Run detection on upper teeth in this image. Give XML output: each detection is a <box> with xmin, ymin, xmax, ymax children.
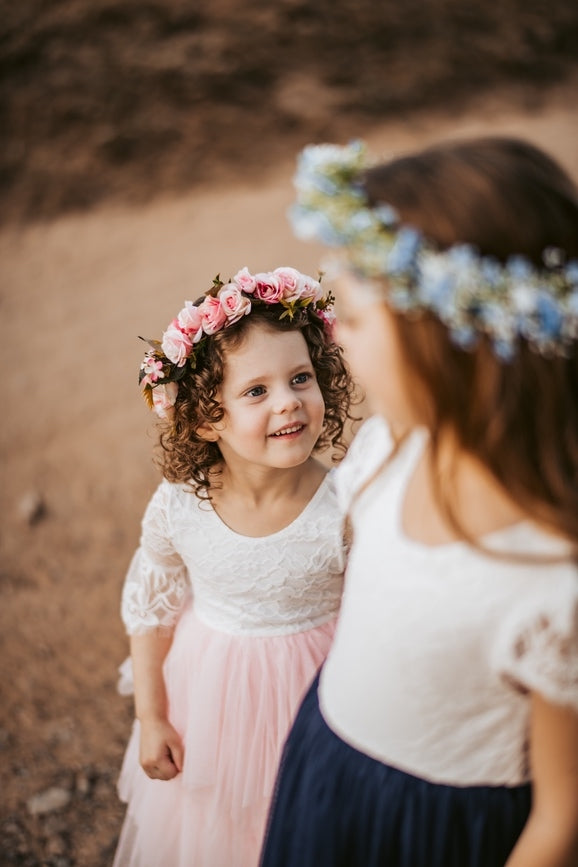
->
<box><xmin>273</xmin><ymin>425</ymin><xmax>302</xmax><ymax>436</ymax></box>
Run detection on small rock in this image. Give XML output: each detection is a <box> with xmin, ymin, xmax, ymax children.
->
<box><xmin>75</xmin><ymin>770</ymin><xmax>92</xmax><ymax>796</ymax></box>
<box><xmin>26</xmin><ymin>786</ymin><xmax>71</xmax><ymax>816</ymax></box>
<box><xmin>18</xmin><ymin>491</ymin><xmax>47</xmax><ymax>526</ymax></box>
<box><xmin>44</xmin><ymin>833</ymin><xmax>68</xmax><ymax>857</ymax></box>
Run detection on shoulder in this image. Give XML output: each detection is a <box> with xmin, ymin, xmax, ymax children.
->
<box><xmin>492</xmin><ymin>548</ymin><xmax>578</xmax><ymax>710</ymax></box>
<box><xmin>142</xmin><ymin>477</ymin><xmax>204</xmax><ymax>524</ymax></box>
<box><xmin>333</xmin><ymin>415</ymin><xmax>394</xmax><ymax>511</ymax></box>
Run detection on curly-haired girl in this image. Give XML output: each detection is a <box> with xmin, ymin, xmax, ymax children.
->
<box><xmin>113</xmin><ymin>266</ymin><xmax>356</xmax><ymax>867</ymax></box>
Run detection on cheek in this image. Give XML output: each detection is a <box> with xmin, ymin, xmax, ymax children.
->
<box><xmin>304</xmin><ymin>382</ymin><xmax>326</xmax><ymax>431</ymax></box>
<box><xmin>311</xmin><ymin>381</ymin><xmax>326</xmax><ymax>416</ymax></box>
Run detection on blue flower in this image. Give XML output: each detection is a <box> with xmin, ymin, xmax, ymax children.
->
<box><xmin>447</xmin><ymin>244</ymin><xmax>477</xmax><ymax>269</ymax></box>
<box><xmin>534</xmin><ymin>291</ymin><xmax>563</xmax><ymax>339</ymax></box>
<box><xmin>388</xmin><ymin>287</ymin><xmax>414</xmax><ymax>311</ymax></box>
<box><xmin>387</xmin><ymin>227</ymin><xmax>422</xmax><ymax>275</ymax></box>
<box><xmin>506</xmin><ymin>255</ymin><xmax>533</xmax><ymax>281</ymax></box>
<box><xmin>480</xmin><ymin>257</ymin><xmax>502</xmax><ymax>288</ymax></box>
<box><xmin>418</xmin><ymin>257</ymin><xmax>456</xmax><ymax>316</ymax></box>
<box><xmin>479</xmin><ymin>302</ymin><xmax>503</xmax><ymax>328</ymax></box>
<box><xmin>542</xmin><ymin>246</ymin><xmax>565</xmax><ymax>268</ymax></box>
<box><xmin>310</xmin><ymin>174</ymin><xmax>339</xmax><ymax>196</ymax></box>
<box><xmin>493</xmin><ymin>338</ymin><xmax>515</xmax><ymax>362</ymax></box>
<box><xmin>564</xmin><ymin>260</ymin><xmax>578</xmax><ymax>287</ymax></box>
<box><xmin>449</xmin><ymin>325</ymin><xmax>477</xmax><ymax>350</ymax></box>
<box><xmin>288</xmin><ymin>205</ymin><xmax>344</xmax><ymax>246</ymax></box>
<box><xmin>374</xmin><ymin>204</ymin><xmax>399</xmax><ymax>228</ymax></box>
<box><xmin>347</xmin><ymin>210</ymin><xmax>375</xmax><ymax>234</ymax></box>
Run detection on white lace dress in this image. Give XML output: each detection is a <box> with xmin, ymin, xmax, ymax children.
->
<box><xmin>113</xmin><ymin>473</ymin><xmax>345</xmax><ymax>867</ymax></box>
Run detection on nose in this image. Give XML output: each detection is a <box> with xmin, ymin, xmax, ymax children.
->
<box><xmin>273</xmin><ymin>386</ymin><xmax>302</xmax><ymax>414</ymax></box>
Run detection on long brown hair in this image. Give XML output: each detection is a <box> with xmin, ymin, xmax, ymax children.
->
<box><xmin>158</xmin><ymin>303</ymin><xmax>357</xmax><ymax>498</ymax></box>
<box><xmin>361</xmin><ymin>137</ymin><xmax>578</xmax><ymax>547</ymax></box>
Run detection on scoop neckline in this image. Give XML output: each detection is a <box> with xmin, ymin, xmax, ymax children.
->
<box><xmin>207</xmin><ymin>470</ymin><xmax>331</xmax><ymax>540</ymax></box>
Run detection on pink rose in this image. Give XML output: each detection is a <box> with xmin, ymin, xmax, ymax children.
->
<box><xmin>253</xmin><ymin>272</ymin><xmax>283</xmax><ymax>303</ymax></box>
<box><xmin>161</xmin><ymin>320</ymin><xmax>193</xmax><ymax>366</ymax></box>
<box><xmin>232</xmin><ymin>266</ymin><xmax>257</xmax><ymax>295</ymax></box>
<box><xmin>273</xmin><ymin>266</ymin><xmax>305</xmax><ymax>302</ymax></box>
<box><xmin>300</xmin><ymin>275</ymin><xmax>324</xmax><ymax>303</ymax></box>
<box><xmin>152</xmin><ymin>382</ymin><xmax>179</xmax><ymax>420</ymax></box>
<box><xmin>319</xmin><ymin>307</ymin><xmax>337</xmax><ymax>335</ymax></box>
<box><xmin>177</xmin><ymin>301</ymin><xmax>204</xmax><ymax>342</ymax></box>
<box><xmin>199</xmin><ymin>294</ymin><xmax>228</xmax><ymax>334</ymax></box>
<box><xmin>219</xmin><ymin>283</ymin><xmax>252</xmax><ymax>325</ymax></box>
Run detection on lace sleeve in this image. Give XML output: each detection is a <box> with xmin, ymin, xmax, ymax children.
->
<box><xmin>121</xmin><ymin>481</ymin><xmax>191</xmax><ymax>635</ymax></box>
<box><xmin>495</xmin><ymin>578</ymin><xmax>578</xmax><ymax>711</ymax></box>
<box><xmin>333</xmin><ymin>415</ymin><xmax>393</xmax><ymax>512</ymax></box>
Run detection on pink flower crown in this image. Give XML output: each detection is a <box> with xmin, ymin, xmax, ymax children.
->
<box><xmin>139</xmin><ymin>266</ymin><xmax>336</xmax><ymax>419</ymax></box>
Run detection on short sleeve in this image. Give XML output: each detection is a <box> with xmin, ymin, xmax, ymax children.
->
<box><xmin>495</xmin><ymin>571</ymin><xmax>578</xmax><ymax>711</ymax></box>
<box><xmin>121</xmin><ymin>481</ymin><xmax>191</xmax><ymax>635</ymax></box>
<box><xmin>333</xmin><ymin>415</ymin><xmax>394</xmax><ymax>512</ymax></box>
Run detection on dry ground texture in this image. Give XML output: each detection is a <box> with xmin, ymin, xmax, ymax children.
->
<box><xmin>1</xmin><ymin>2</ymin><xmax>577</xmax><ymax>864</ymax></box>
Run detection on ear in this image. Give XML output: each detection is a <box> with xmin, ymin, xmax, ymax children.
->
<box><xmin>196</xmin><ymin>422</ymin><xmax>220</xmax><ymax>443</ymax></box>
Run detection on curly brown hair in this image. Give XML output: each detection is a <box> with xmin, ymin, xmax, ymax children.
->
<box><xmin>157</xmin><ymin>303</ymin><xmax>357</xmax><ymax>498</ymax></box>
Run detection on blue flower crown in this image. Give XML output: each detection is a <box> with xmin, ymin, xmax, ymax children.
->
<box><xmin>289</xmin><ymin>141</ymin><xmax>578</xmax><ymax>360</ymax></box>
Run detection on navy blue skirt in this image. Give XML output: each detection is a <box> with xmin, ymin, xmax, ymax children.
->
<box><xmin>260</xmin><ymin>673</ymin><xmax>532</xmax><ymax>867</ymax></box>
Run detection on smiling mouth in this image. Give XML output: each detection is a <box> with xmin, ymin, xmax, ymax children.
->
<box><xmin>269</xmin><ymin>424</ymin><xmax>305</xmax><ymax>437</ymax></box>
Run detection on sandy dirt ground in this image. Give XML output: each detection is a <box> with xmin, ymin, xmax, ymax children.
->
<box><xmin>1</xmin><ymin>82</ymin><xmax>577</xmax><ymax>865</ymax></box>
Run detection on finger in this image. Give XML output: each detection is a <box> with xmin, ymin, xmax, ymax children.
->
<box><xmin>144</xmin><ymin>761</ymin><xmax>174</xmax><ymax>781</ymax></box>
<box><xmin>154</xmin><ymin>759</ymin><xmax>178</xmax><ymax>781</ymax></box>
<box><xmin>144</xmin><ymin>762</ymin><xmax>160</xmax><ymax>778</ymax></box>
<box><xmin>169</xmin><ymin>741</ymin><xmax>184</xmax><ymax>772</ymax></box>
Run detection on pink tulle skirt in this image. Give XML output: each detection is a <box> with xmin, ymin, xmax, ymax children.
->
<box><xmin>113</xmin><ymin>603</ymin><xmax>337</xmax><ymax>867</ymax></box>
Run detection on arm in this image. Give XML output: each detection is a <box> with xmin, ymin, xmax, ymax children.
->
<box><xmin>506</xmin><ymin>692</ymin><xmax>578</xmax><ymax>866</ymax></box>
<box><xmin>131</xmin><ymin>630</ymin><xmax>184</xmax><ymax>781</ymax></box>
<box><xmin>121</xmin><ymin>482</ymin><xmax>191</xmax><ymax>781</ymax></box>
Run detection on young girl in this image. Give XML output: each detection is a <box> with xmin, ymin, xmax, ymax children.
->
<box><xmin>113</xmin><ymin>266</ymin><xmax>355</xmax><ymax>867</ymax></box>
<box><xmin>260</xmin><ymin>139</ymin><xmax>578</xmax><ymax>866</ymax></box>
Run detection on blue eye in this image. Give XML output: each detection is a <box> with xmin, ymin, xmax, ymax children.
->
<box><xmin>246</xmin><ymin>385</ymin><xmax>266</xmax><ymax>397</ymax></box>
<box><xmin>292</xmin><ymin>372</ymin><xmax>311</xmax><ymax>385</ymax></box>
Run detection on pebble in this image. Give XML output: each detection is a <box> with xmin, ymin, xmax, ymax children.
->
<box><xmin>75</xmin><ymin>770</ymin><xmax>92</xmax><ymax>796</ymax></box>
<box><xmin>44</xmin><ymin>833</ymin><xmax>68</xmax><ymax>856</ymax></box>
<box><xmin>26</xmin><ymin>786</ymin><xmax>71</xmax><ymax>816</ymax></box>
<box><xmin>18</xmin><ymin>491</ymin><xmax>47</xmax><ymax>526</ymax></box>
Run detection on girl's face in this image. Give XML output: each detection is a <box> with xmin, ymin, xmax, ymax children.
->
<box><xmin>209</xmin><ymin>324</ymin><xmax>326</xmax><ymax>473</ymax></box>
<box><xmin>334</xmin><ymin>271</ymin><xmax>419</xmax><ymax>429</ymax></box>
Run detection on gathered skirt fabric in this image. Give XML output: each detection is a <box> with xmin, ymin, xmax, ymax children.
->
<box><xmin>260</xmin><ymin>673</ymin><xmax>532</xmax><ymax>867</ymax></box>
<box><xmin>114</xmin><ymin>605</ymin><xmax>336</xmax><ymax>867</ymax></box>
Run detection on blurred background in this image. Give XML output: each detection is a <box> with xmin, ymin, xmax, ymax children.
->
<box><xmin>2</xmin><ymin>0</ymin><xmax>578</xmax><ymax>221</ymax></box>
<box><xmin>1</xmin><ymin>1</ymin><xmax>577</xmax><ymax>864</ymax></box>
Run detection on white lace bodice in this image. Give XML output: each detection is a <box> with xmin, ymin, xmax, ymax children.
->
<box><xmin>121</xmin><ymin>473</ymin><xmax>346</xmax><ymax>637</ymax></box>
<box><xmin>320</xmin><ymin>417</ymin><xmax>578</xmax><ymax>786</ymax></box>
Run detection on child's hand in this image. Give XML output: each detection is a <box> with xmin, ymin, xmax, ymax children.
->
<box><xmin>138</xmin><ymin>717</ymin><xmax>184</xmax><ymax>781</ymax></box>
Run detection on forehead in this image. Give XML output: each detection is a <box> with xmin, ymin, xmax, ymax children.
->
<box><xmin>222</xmin><ymin>325</ymin><xmax>311</xmax><ymax>383</ymax></box>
